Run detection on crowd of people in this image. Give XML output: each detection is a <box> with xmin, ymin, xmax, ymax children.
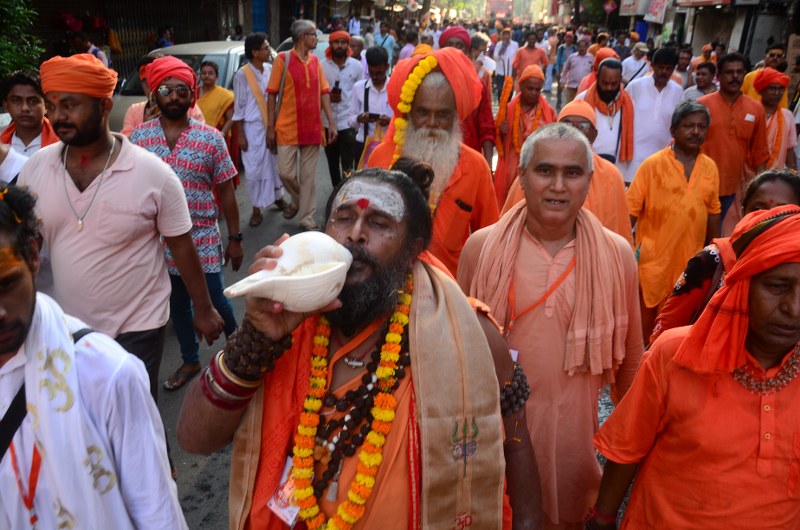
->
<box><xmin>1</xmin><ymin>12</ymin><xmax>800</xmax><ymax>530</ymax></box>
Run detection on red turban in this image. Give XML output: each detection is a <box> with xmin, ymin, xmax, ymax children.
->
<box><xmin>754</xmin><ymin>67</ymin><xmax>789</xmax><ymax>93</ymax></box>
<box><xmin>325</xmin><ymin>30</ymin><xmax>352</xmax><ymax>59</ymax></box>
<box><xmin>674</xmin><ymin>205</ymin><xmax>800</xmax><ymax>374</ymax></box>
<box><xmin>146</xmin><ymin>56</ymin><xmax>198</xmax><ymax>107</ymax></box>
<box><xmin>519</xmin><ymin>65</ymin><xmax>545</xmax><ymax>84</ymax></box>
<box><xmin>593</xmin><ymin>47</ymin><xmax>619</xmax><ymax>71</ymax></box>
<box><xmin>40</xmin><ymin>54</ymin><xmax>118</xmax><ymax>99</ymax></box>
<box><xmin>387</xmin><ymin>47</ymin><xmax>482</xmax><ymax>121</ymax></box>
<box><xmin>558</xmin><ymin>99</ymin><xmax>597</xmax><ymax>128</ymax></box>
<box><xmin>439</xmin><ymin>26</ymin><xmax>470</xmax><ymax>49</ymax></box>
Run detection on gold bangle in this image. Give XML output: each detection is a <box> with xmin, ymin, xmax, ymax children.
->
<box><xmin>218</xmin><ymin>351</ymin><xmax>262</xmax><ymax>389</ymax></box>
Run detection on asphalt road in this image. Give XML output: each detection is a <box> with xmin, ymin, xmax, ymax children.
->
<box><xmin>158</xmin><ymin>151</ymin><xmax>336</xmax><ymax>529</ymax></box>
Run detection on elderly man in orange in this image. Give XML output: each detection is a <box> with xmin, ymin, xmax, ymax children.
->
<box><xmin>501</xmin><ymin>100</ymin><xmax>631</xmax><ymax>245</ymax></box>
<box><xmin>754</xmin><ymin>67</ymin><xmax>797</xmax><ymax>170</ymax></box>
<box><xmin>494</xmin><ymin>64</ymin><xmax>557</xmax><ymax>207</ymax></box>
<box><xmin>627</xmin><ymin>100</ymin><xmax>721</xmax><ymax>339</ymax></box>
<box><xmin>589</xmin><ymin>205</ymin><xmax>800</xmax><ymax>530</ymax></box>
<box><xmin>365</xmin><ymin>47</ymin><xmax>499</xmax><ymax>275</ymax></box>
<box><xmin>459</xmin><ymin>123</ymin><xmax>643</xmax><ymax>530</ymax></box>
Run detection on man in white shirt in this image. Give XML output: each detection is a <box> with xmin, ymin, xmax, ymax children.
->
<box><xmin>0</xmin><ymin>72</ymin><xmax>58</xmax><ymax>156</ymax></box>
<box><xmin>622</xmin><ymin>42</ymin><xmax>650</xmax><ymax>85</ymax></box>
<box><xmin>624</xmin><ymin>47</ymin><xmax>684</xmax><ymax>182</ymax></box>
<box><xmin>348</xmin><ymin>15</ymin><xmax>361</xmax><ymax>36</ymax></box>
<box><xmin>349</xmin><ymin>46</ymin><xmax>391</xmax><ymax>163</ymax></box>
<box><xmin>492</xmin><ymin>27</ymin><xmax>519</xmax><ymax>99</ymax></box>
<box><xmin>0</xmin><ymin>184</ymin><xmax>188</xmax><ymax>530</ymax></box>
<box><xmin>322</xmin><ymin>30</ymin><xmax>364</xmax><ymax>185</ymax></box>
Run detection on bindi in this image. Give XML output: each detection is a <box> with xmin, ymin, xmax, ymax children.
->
<box><xmin>356</xmin><ymin>198</ymin><xmax>369</xmax><ymax>209</ymax></box>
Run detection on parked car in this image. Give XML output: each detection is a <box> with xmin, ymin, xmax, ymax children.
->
<box><xmin>109</xmin><ymin>41</ymin><xmax>274</xmax><ymax>132</ymax></box>
<box><xmin>275</xmin><ymin>33</ymin><xmax>330</xmax><ymax>62</ymax></box>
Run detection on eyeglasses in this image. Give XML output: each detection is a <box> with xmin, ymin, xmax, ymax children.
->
<box><xmin>763</xmin><ymin>85</ymin><xmax>786</xmax><ymax>93</ymax></box>
<box><xmin>767</xmin><ymin>52</ymin><xmax>785</xmax><ymax>58</ymax></box>
<box><xmin>156</xmin><ymin>85</ymin><xmax>191</xmax><ymax>98</ymax></box>
<box><xmin>304</xmin><ymin>32</ymin><xmax>318</xmax><ymax>38</ymax></box>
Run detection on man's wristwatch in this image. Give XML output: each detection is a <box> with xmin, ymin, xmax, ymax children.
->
<box><xmin>228</xmin><ymin>233</ymin><xmax>244</xmax><ymax>242</ymax></box>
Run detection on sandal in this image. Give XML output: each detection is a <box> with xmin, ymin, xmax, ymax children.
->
<box><xmin>163</xmin><ymin>363</ymin><xmax>201</xmax><ymax>391</ymax></box>
<box><xmin>249</xmin><ymin>208</ymin><xmax>263</xmax><ymax>227</ymax></box>
<box><xmin>282</xmin><ymin>204</ymin><xmax>299</xmax><ymax>219</ymax></box>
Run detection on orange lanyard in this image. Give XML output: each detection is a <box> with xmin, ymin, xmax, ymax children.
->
<box><xmin>505</xmin><ymin>256</ymin><xmax>576</xmax><ymax>338</ymax></box>
<box><xmin>326</xmin><ymin>318</ymin><xmax>384</xmax><ymax>389</ymax></box>
<box><xmin>9</xmin><ymin>441</ymin><xmax>42</xmax><ymax>528</ymax></box>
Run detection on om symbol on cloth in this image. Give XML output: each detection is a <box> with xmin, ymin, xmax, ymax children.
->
<box><xmin>38</xmin><ymin>348</ymin><xmax>74</xmax><ymax>412</ymax></box>
<box><xmin>84</xmin><ymin>446</ymin><xmax>117</xmax><ymax>494</ymax></box>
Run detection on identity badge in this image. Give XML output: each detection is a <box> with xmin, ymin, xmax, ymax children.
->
<box><xmin>744</xmin><ymin>113</ymin><xmax>756</xmax><ymax>122</ymax></box>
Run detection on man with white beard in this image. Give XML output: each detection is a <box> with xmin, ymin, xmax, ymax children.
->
<box><xmin>366</xmin><ymin>48</ymin><xmax>499</xmax><ymax>275</ymax></box>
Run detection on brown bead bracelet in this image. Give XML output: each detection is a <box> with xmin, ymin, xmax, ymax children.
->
<box><xmin>500</xmin><ymin>362</ymin><xmax>531</xmax><ymax>417</ymax></box>
<box><xmin>223</xmin><ymin>318</ymin><xmax>293</xmax><ymax>381</ymax></box>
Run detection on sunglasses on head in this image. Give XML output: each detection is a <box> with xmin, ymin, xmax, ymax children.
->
<box><xmin>156</xmin><ymin>85</ymin><xmax>191</xmax><ymax>98</ymax></box>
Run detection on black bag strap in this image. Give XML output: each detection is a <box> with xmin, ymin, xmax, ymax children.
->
<box><xmin>630</xmin><ymin>61</ymin><xmax>647</xmax><ymax>83</ymax></box>
<box><xmin>363</xmin><ymin>83</ymin><xmax>370</xmax><ymax>140</ymax></box>
<box><xmin>0</xmin><ymin>327</ymin><xmax>92</xmax><ymax>459</ymax></box>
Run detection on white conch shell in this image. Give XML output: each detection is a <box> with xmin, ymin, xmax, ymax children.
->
<box><xmin>224</xmin><ymin>232</ymin><xmax>353</xmax><ymax>312</ymax></box>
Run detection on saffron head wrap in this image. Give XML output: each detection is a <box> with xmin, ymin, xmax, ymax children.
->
<box><xmin>519</xmin><ymin>64</ymin><xmax>545</xmax><ymax>84</ymax></box>
<box><xmin>558</xmin><ymin>99</ymin><xmax>597</xmax><ymax>128</ymax></box>
<box><xmin>40</xmin><ymin>54</ymin><xmax>118</xmax><ymax>99</ymax></box>
<box><xmin>438</xmin><ymin>26</ymin><xmax>470</xmax><ymax>49</ymax></box>
<box><xmin>593</xmin><ymin>47</ymin><xmax>619</xmax><ymax>71</ymax></box>
<box><xmin>387</xmin><ymin>47</ymin><xmax>482</xmax><ymax>121</ymax></box>
<box><xmin>673</xmin><ymin>205</ymin><xmax>800</xmax><ymax>374</ymax></box>
<box><xmin>753</xmin><ymin>67</ymin><xmax>789</xmax><ymax>93</ymax></box>
<box><xmin>325</xmin><ymin>30</ymin><xmax>352</xmax><ymax>59</ymax></box>
<box><xmin>146</xmin><ymin>56</ymin><xmax>198</xmax><ymax>107</ymax></box>
<box><xmin>412</xmin><ymin>43</ymin><xmax>434</xmax><ymax>56</ymax></box>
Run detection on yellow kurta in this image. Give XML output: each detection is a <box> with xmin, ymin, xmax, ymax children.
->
<box><xmin>627</xmin><ymin>146</ymin><xmax>721</xmax><ymax>308</ymax></box>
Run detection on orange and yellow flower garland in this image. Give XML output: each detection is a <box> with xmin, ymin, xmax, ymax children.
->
<box><xmin>392</xmin><ymin>55</ymin><xmax>439</xmax><ymax>165</ymax></box>
<box><xmin>512</xmin><ymin>102</ymin><xmax>543</xmax><ymax>155</ymax></box>
<box><xmin>494</xmin><ymin>75</ymin><xmax>514</xmax><ymax>158</ymax></box>
<box><xmin>291</xmin><ymin>276</ymin><xmax>414</xmax><ymax>530</ymax></box>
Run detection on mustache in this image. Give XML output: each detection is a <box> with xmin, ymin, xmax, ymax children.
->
<box><xmin>52</xmin><ymin>122</ymin><xmax>75</xmax><ymax>129</ymax></box>
<box><xmin>345</xmin><ymin>243</ymin><xmax>379</xmax><ymax>268</ymax></box>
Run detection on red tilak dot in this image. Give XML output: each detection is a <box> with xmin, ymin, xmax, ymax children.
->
<box><xmin>357</xmin><ymin>198</ymin><xmax>369</xmax><ymax>209</ymax></box>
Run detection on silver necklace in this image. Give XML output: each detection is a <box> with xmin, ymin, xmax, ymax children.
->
<box><xmin>62</xmin><ymin>137</ymin><xmax>116</xmax><ymax>232</ymax></box>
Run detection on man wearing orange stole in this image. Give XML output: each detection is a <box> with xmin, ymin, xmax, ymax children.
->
<box><xmin>494</xmin><ymin>64</ymin><xmax>557</xmax><ymax>208</ymax></box>
<box><xmin>177</xmin><ymin>168</ymin><xmax>541</xmax><ymax>529</ymax></box>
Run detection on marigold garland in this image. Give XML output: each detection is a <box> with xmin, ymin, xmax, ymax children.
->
<box><xmin>494</xmin><ymin>75</ymin><xmax>514</xmax><ymax>158</ymax></box>
<box><xmin>392</xmin><ymin>55</ymin><xmax>440</xmax><ymax>164</ymax></box>
<box><xmin>512</xmin><ymin>101</ymin><xmax>543</xmax><ymax>155</ymax></box>
<box><xmin>291</xmin><ymin>275</ymin><xmax>414</xmax><ymax>530</ymax></box>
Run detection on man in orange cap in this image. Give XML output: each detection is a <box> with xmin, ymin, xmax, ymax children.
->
<box><xmin>502</xmin><ymin>99</ymin><xmax>632</xmax><ymax>245</ymax></box>
<box><xmin>366</xmin><ymin>47</ymin><xmax>499</xmax><ymax>276</ymax></box>
<box><xmin>494</xmin><ymin>64</ymin><xmax>557</xmax><ymax>207</ymax></box>
<box><xmin>754</xmin><ymin>67</ymin><xmax>796</xmax><ymax>170</ymax></box>
<box><xmin>440</xmin><ymin>25</ymin><xmax>496</xmax><ymax>168</ymax></box>
<box><xmin>690</xmin><ymin>43</ymin><xmax>714</xmax><ymax>72</ymax></box>
<box><xmin>459</xmin><ymin>122</ymin><xmax>643</xmax><ymax>530</ymax></box>
<box><xmin>18</xmin><ymin>53</ymin><xmax>224</xmax><ymax>401</ymax></box>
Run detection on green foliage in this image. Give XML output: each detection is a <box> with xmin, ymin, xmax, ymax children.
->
<box><xmin>0</xmin><ymin>0</ymin><xmax>44</xmax><ymax>78</ymax></box>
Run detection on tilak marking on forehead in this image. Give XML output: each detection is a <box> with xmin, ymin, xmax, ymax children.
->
<box><xmin>331</xmin><ymin>180</ymin><xmax>406</xmax><ymax>222</ymax></box>
<box><xmin>0</xmin><ymin>246</ymin><xmax>23</xmax><ymax>269</ymax></box>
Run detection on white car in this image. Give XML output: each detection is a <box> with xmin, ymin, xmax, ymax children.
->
<box><xmin>109</xmin><ymin>41</ymin><xmax>256</xmax><ymax>132</ymax></box>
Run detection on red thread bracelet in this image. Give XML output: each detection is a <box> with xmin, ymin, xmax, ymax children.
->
<box><xmin>585</xmin><ymin>506</ymin><xmax>617</xmax><ymax>525</ymax></box>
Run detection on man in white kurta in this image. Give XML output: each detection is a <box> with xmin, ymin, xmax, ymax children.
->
<box><xmin>624</xmin><ymin>48</ymin><xmax>684</xmax><ymax>182</ymax></box>
<box><xmin>0</xmin><ymin>185</ymin><xmax>186</xmax><ymax>529</ymax></box>
<box><xmin>232</xmin><ymin>33</ymin><xmax>285</xmax><ymax>224</ymax></box>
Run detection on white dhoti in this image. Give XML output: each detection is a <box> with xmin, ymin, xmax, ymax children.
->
<box><xmin>242</xmin><ymin>120</ymin><xmax>284</xmax><ymax>208</ymax></box>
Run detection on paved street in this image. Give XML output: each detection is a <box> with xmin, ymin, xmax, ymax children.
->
<box><xmin>158</xmin><ymin>152</ymin><xmax>336</xmax><ymax>529</ymax></box>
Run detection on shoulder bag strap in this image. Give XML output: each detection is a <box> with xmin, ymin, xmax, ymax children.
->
<box><xmin>363</xmin><ymin>83</ymin><xmax>370</xmax><ymax>140</ymax></box>
<box><xmin>275</xmin><ymin>52</ymin><xmax>291</xmax><ymax>120</ymax></box>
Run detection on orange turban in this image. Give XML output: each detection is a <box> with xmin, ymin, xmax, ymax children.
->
<box><xmin>674</xmin><ymin>205</ymin><xmax>800</xmax><ymax>374</ymax></box>
<box><xmin>387</xmin><ymin>47</ymin><xmax>482</xmax><ymax>121</ymax></box>
<box><xmin>40</xmin><ymin>54</ymin><xmax>118</xmax><ymax>99</ymax></box>
<box><xmin>146</xmin><ymin>56</ymin><xmax>198</xmax><ymax>107</ymax></box>
<box><xmin>753</xmin><ymin>67</ymin><xmax>789</xmax><ymax>93</ymax></box>
<box><xmin>558</xmin><ymin>99</ymin><xmax>597</xmax><ymax>128</ymax></box>
<box><xmin>412</xmin><ymin>43</ymin><xmax>433</xmax><ymax>56</ymax></box>
<box><xmin>630</xmin><ymin>32</ymin><xmax>639</xmax><ymax>42</ymax></box>
<box><xmin>519</xmin><ymin>65</ymin><xmax>545</xmax><ymax>85</ymax></box>
<box><xmin>325</xmin><ymin>30</ymin><xmax>352</xmax><ymax>59</ymax></box>
<box><xmin>593</xmin><ymin>47</ymin><xmax>619</xmax><ymax>71</ymax></box>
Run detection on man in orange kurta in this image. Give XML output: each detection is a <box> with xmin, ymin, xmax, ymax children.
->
<box><xmin>590</xmin><ymin>205</ymin><xmax>800</xmax><ymax>530</ymax></box>
<box><xmin>494</xmin><ymin>64</ymin><xmax>557</xmax><ymax>207</ymax></box>
<box><xmin>698</xmin><ymin>53</ymin><xmax>769</xmax><ymax>221</ymax></box>
<box><xmin>512</xmin><ymin>31</ymin><xmax>549</xmax><ymax>81</ymax></box>
<box><xmin>755</xmin><ymin>67</ymin><xmax>797</xmax><ymax>170</ymax></box>
<box><xmin>501</xmin><ymin>100</ymin><xmax>632</xmax><ymax>245</ymax></box>
<box><xmin>627</xmin><ymin>100</ymin><xmax>722</xmax><ymax>340</ymax></box>
<box><xmin>459</xmin><ymin>123</ymin><xmax>643</xmax><ymax>529</ymax></box>
<box><xmin>366</xmin><ymin>47</ymin><xmax>499</xmax><ymax>275</ymax></box>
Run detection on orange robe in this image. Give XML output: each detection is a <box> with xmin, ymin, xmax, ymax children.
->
<box><xmin>595</xmin><ymin>325</ymin><xmax>800</xmax><ymax>529</ymax></box>
<box><xmin>626</xmin><ymin>146</ymin><xmax>721</xmax><ymax>308</ymax></box>
<box><xmin>501</xmin><ymin>153</ymin><xmax>633</xmax><ymax>246</ymax></box>
<box><xmin>494</xmin><ymin>94</ymin><xmax>557</xmax><ymax>207</ymax></box>
<box><xmin>367</xmin><ymin>140</ymin><xmax>499</xmax><ymax>275</ymax></box>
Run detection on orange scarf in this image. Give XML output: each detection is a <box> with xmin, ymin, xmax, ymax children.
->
<box><xmin>674</xmin><ymin>206</ymin><xmax>800</xmax><ymax>374</ymax></box>
<box><xmin>0</xmin><ymin>117</ymin><xmax>59</xmax><ymax>147</ymax></box>
<box><xmin>583</xmin><ymin>83</ymin><xmax>634</xmax><ymax>163</ymax></box>
<box><xmin>468</xmin><ymin>202</ymin><xmax>630</xmax><ymax>382</ymax></box>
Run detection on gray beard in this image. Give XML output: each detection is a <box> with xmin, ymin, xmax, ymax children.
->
<box><xmin>403</xmin><ymin>122</ymin><xmax>462</xmax><ymax>200</ymax></box>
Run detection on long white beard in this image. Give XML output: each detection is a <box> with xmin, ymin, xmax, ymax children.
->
<box><xmin>402</xmin><ymin>122</ymin><xmax>462</xmax><ymax>201</ymax></box>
